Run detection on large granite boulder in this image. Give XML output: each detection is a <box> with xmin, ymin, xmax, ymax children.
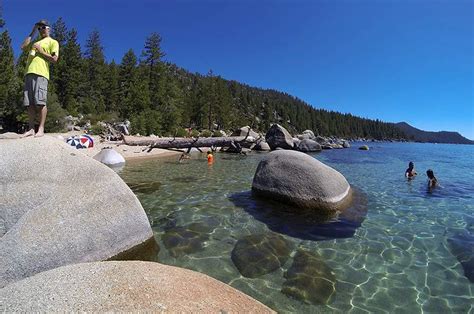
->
<box><xmin>0</xmin><ymin>136</ymin><xmax>153</xmax><ymax>288</ymax></box>
<box><xmin>252</xmin><ymin>150</ymin><xmax>352</xmax><ymax>213</ymax></box>
<box><xmin>265</xmin><ymin>124</ymin><xmax>294</xmax><ymax>150</ymax></box>
<box><xmin>297</xmin><ymin>139</ymin><xmax>322</xmax><ymax>152</ymax></box>
<box><xmin>231</xmin><ymin>126</ymin><xmax>259</xmax><ymax>148</ymax></box>
<box><xmin>231</xmin><ymin>126</ymin><xmax>260</xmax><ymax>139</ymax></box>
<box><xmin>0</xmin><ymin>261</ymin><xmax>273</xmax><ymax>312</ymax></box>
<box><xmin>302</xmin><ymin>130</ymin><xmax>315</xmax><ymax>139</ymax></box>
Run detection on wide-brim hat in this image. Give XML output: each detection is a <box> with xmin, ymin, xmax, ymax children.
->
<box><xmin>36</xmin><ymin>19</ymin><xmax>50</xmax><ymax>27</ymax></box>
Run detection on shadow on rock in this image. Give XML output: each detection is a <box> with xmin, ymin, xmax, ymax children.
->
<box><xmin>447</xmin><ymin>230</ymin><xmax>474</xmax><ymax>283</ymax></box>
<box><xmin>229</xmin><ymin>189</ymin><xmax>367</xmax><ymax>241</ymax></box>
<box><xmin>161</xmin><ymin>222</ymin><xmax>215</xmax><ymax>258</ymax></box>
<box><xmin>282</xmin><ymin>249</ymin><xmax>337</xmax><ymax>305</ymax></box>
<box><xmin>231</xmin><ymin>232</ymin><xmax>293</xmax><ymax>278</ymax></box>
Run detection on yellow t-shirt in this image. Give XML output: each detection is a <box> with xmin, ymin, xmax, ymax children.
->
<box><xmin>25</xmin><ymin>37</ymin><xmax>59</xmax><ymax>80</ymax></box>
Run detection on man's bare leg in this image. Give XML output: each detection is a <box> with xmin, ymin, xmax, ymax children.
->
<box><xmin>35</xmin><ymin>105</ymin><xmax>47</xmax><ymax>137</ymax></box>
<box><xmin>21</xmin><ymin>105</ymin><xmax>36</xmax><ymax>138</ymax></box>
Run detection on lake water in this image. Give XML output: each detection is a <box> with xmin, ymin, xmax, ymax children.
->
<box><xmin>119</xmin><ymin>142</ymin><xmax>474</xmax><ymax>313</ymax></box>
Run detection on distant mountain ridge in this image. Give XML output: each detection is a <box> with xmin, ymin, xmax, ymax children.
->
<box><xmin>395</xmin><ymin>122</ymin><xmax>473</xmax><ymax>144</ymax></box>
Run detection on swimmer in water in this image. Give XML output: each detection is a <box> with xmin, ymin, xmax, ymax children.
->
<box><xmin>405</xmin><ymin>161</ymin><xmax>417</xmax><ymax>179</ymax></box>
<box><xmin>207</xmin><ymin>150</ymin><xmax>214</xmax><ymax>164</ymax></box>
<box><xmin>427</xmin><ymin>169</ymin><xmax>438</xmax><ymax>189</ymax></box>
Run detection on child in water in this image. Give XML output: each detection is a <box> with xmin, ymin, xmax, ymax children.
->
<box><xmin>426</xmin><ymin>169</ymin><xmax>438</xmax><ymax>188</ymax></box>
<box><xmin>207</xmin><ymin>151</ymin><xmax>214</xmax><ymax>164</ymax></box>
<box><xmin>405</xmin><ymin>161</ymin><xmax>417</xmax><ymax>179</ymax></box>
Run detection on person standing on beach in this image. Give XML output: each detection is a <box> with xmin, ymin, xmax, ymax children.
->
<box><xmin>20</xmin><ymin>19</ymin><xmax>59</xmax><ymax>137</ymax></box>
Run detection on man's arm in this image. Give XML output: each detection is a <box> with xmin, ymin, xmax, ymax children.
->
<box><xmin>32</xmin><ymin>42</ymin><xmax>59</xmax><ymax>63</ymax></box>
<box><xmin>20</xmin><ymin>24</ymin><xmax>37</xmax><ymax>51</ymax></box>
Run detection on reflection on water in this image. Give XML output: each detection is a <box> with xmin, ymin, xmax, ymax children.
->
<box><xmin>120</xmin><ymin>143</ymin><xmax>474</xmax><ymax>313</ymax></box>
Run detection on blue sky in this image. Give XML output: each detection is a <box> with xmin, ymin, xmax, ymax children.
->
<box><xmin>3</xmin><ymin>0</ymin><xmax>473</xmax><ymax>139</ymax></box>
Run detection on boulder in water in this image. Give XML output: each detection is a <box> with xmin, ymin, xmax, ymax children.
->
<box><xmin>297</xmin><ymin>139</ymin><xmax>322</xmax><ymax>152</ymax></box>
<box><xmin>252</xmin><ymin>150</ymin><xmax>352</xmax><ymax>213</ymax></box>
<box><xmin>265</xmin><ymin>124</ymin><xmax>294</xmax><ymax>150</ymax></box>
<box><xmin>359</xmin><ymin>145</ymin><xmax>369</xmax><ymax>150</ymax></box>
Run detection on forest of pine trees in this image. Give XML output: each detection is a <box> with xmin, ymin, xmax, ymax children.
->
<box><xmin>0</xmin><ymin>14</ymin><xmax>406</xmax><ymax>140</ymax></box>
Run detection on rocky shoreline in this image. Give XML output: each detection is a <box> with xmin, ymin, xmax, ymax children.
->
<box><xmin>0</xmin><ymin>136</ymin><xmax>272</xmax><ymax>312</ymax></box>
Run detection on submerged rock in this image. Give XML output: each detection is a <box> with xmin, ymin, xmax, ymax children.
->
<box><xmin>252</xmin><ymin>150</ymin><xmax>352</xmax><ymax>213</ymax></box>
<box><xmin>265</xmin><ymin>124</ymin><xmax>294</xmax><ymax>150</ymax></box>
<box><xmin>282</xmin><ymin>250</ymin><xmax>337</xmax><ymax>305</ymax></box>
<box><xmin>161</xmin><ymin>223</ymin><xmax>213</xmax><ymax>258</ymax></box>
<box><xmin>447</xmin><ymin>230</ymin><xmax>474</xmax><ymax>282</ymax></box>
<box><xmin>1</xmin><ymin>261</ymin><xmax>273</xmax><ymax>312</ymax></box>
<box><xmin>127</xmin><ymin>181</ymin><xmax>162</xmax><ymax>193</ymax></box>
<box><xmin>231</xmin><ymin>233</ymin><xmax>292</xmax><ymax>278</ymax></box>
<box><xmin>297</xmin><ymin>139</ymin><xmax>322</xmax><ymax>152</ymax></box>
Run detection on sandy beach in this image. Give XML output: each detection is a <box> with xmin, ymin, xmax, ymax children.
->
<box><xmin>0</xmin><ymin>131</ymin><xmax>182</xmax><ymax>161</ymax></box>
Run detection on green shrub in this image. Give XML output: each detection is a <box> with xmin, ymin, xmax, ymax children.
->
<box><xmin>212</xmin><ymin>130</ymin><xmax>222</xmax><ymax>137</ymax></box>
<box><xmin>44</xmin><ymin>91</ymin><xmax>67</xmax><ymax>133</ymax></box>
<box><xmin>190</xmin><ymin>129</ymin><xmax>200</xmax><ymax>137</ymax></box>
<box><xmin>200</xmin><ymin>129</ymin><xmax>212</xmax><ymax>137</ymax></box>
<box><xmin>89</xmin><ymin>123</ymin><xmax>106</xmax><ymax>135</ymax></box>
<box><xmin>174</xmin><ymin>128</ymin><xmax>188</xmax><ymax>137</ymax></box>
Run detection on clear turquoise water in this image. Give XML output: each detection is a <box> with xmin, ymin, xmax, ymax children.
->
<box><xmin>119</xmin><ymin>142</ymin><xmax>474</xmax><ymax>313</ymax></box>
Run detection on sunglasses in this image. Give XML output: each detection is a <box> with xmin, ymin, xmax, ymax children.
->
<box><xmin>38</xmin><ymin>25</ymin><xmax>49</xmax><ymax>31</ymax></box>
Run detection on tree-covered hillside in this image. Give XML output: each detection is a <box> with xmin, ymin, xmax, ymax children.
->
<box><xmin>0</xmin><ymin>16</ymin><xmax>406</xmax><ymax>139</ymax></box>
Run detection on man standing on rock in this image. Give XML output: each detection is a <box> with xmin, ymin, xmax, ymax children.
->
<box><xmin>20</xmin><ymin>19</ymin><xmax>59</xmax><ymax>137</ymax></box>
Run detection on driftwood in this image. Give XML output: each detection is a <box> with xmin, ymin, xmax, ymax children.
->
<box><xmin>123</xmin><ymin>135</ymin><xmax>252</xmax><ymax>150</ymax></box>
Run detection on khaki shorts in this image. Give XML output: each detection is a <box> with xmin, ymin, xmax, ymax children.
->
<box><xmin>23</xmin><ymin>74</ymin><xmax>48</xmax><ymax>106</ymax></box>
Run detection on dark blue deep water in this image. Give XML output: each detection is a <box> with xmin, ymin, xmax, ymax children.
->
<box><xmin>119</xmin><ymin>142</ymin><xmax>474</xmax><ymax>313</ymax></box>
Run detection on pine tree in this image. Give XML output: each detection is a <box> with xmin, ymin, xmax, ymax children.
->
<box><xmin>104</xmin><ymin>60</ymin><xmax>120</xmax><ymax>115</ymax></box>
<box><xmin>141</xmin><ymin>32</ymin><xmax>165</xmax><ymax>95</ymax></box>
<box><xmin>50</xmin><ymin>17</ymin><xmax>68</xmax><ymax>107</ymax></box>
<box><xmin>0</xmin><ymin>17</ymin><xmax>21</xmax><ymax>130</ymax></box>
<box><xmin>84</xmin><ymin>29</ymin><xmax>106</xmax><ymax>114</ymax></box>
<box><xmin>60</xmin><ymin>28</ymin><xmax>83</xmax><ymax>115</ymax></box>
